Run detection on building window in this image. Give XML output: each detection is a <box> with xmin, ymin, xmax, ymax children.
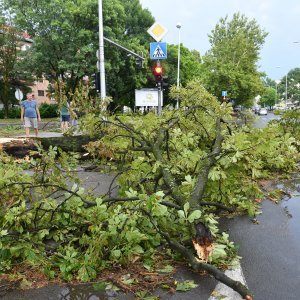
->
<box><xmin>38</xmin><ymin>90</ymin><xmax>45</xmax><ymax>97</ymax></box>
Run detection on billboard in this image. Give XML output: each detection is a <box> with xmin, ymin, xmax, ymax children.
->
<box><xmin>135</xmin><ymin>89</ymin><xmax>162</xmax><ymax>107</ymax></box>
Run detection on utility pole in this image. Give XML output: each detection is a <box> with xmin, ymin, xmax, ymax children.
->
<box><xmin>285</xmin><ymin>74</ymin><xmax>288</xmax><ymax>103</ymax></box>
<box><xmin>98</xmin><ymin>0</ymin><xmax>106</xmax><ymax>99</ymax></box>
<box><xmin>176</xmin><ymin>23</ymin><xmax>181</xmax><ymax>109</ymax></box>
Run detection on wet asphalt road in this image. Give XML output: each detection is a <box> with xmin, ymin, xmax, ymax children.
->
<box><xmin>252</xmin><ymin>111</ymin><xmax>281</xmax><ymax>128</ymax></box>
<box><xmin>221</xmin><ymin>178</ymin><xmax>300</xmax><ymax>300</ymax></box>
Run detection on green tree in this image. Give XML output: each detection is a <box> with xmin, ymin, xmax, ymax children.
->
<box><xmin>277</xmin><ymin>68</ymin><xmax>300</xmax><ymax>103</ymax></box>
<box><xmin>202</xmin><ymin>13</ymin><xmax>267</xmax><ymax>106</ymax></box>
<box><xmin>259</xmin><ymin>86</ymin><xmax>276</xmax><ymax>108</ymax></box>
<box><xmin>163</xmin><ymin>45</ymin><xmax>202</xmax><ymax>87</ymax></box>
<box><xmin>0</xmin><ymin>21</ymin><xmax>19</xmax><ymax>116</ymax></box>
<box><xmin>262</xmin><ymin>76</ymin><xmax>275</xmax><ymax>89</ymax></box>
<box><xmin>103</xmin><ymin>0</ymin><xmax>154</xmax><ymax>109</ymax></box>
<box><xmin>3</xmin><ymin>0</ymin><xmax>154</xmax><ymax>108</ymax></box>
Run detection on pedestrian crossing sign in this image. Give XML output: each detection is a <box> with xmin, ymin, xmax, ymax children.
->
<box><xmin>150</xmin><ymin>42</ymin><xmax>167</xmax><ymax>60</ymax></box>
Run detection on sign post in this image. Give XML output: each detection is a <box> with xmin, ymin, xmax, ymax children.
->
<box><xmin>15</xmin><ymin>88</ymin><xmax>23</xmax><ymax>102</ymax></box>
<box><xmin>221</xmin><ymin>90</ymin><xmax>227</xmax><ymax>101</ymax></box>
<box><xmin>147</xmin><ymin>22</ymin><xmax>168</xmax><ymax>115</ymax></box>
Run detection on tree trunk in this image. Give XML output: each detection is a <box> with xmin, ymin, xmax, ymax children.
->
<box><xmin>0</xmin><ymin>138</ymin><xmax>37</xmax><ymax>157</ymax></box>
<box><xmin>37</xmin><ymin>135</ymin><xmax>95</xmax><ymax>153</ymax></box>
<box><xmin>0</xmin><ymin>135</ymin><xmax>95</xmax><ymax>157</ymax></box>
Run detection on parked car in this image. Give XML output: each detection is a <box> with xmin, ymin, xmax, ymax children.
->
<box><xmin>252</xmin><ymin>106</ymin><xmax>261</xmax><ymax>114</ymax></box>
<box><xmin>259</xmin><ymin>108</ymin><xmax>268</xmax><ymax>115</ymax></box>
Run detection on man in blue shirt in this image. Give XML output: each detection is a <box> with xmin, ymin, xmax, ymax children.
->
<box><xmin>21</xmin><ymin>93</ymin><xmax>41</xmax><ymax>137</ymax></box>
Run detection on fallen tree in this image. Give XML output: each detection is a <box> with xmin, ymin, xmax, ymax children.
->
<box><xmin>0</xmin><ymin>81</ymin><xmax>299</xmax><ymax>298</ymax></box>
<box><xmin>0</xmin><ymin>138</ymin><xmax>37</xmax><ymax>157</ymax></box>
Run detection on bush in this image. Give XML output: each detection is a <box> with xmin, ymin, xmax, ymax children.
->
<box><xmin>38</xmin><ymin>103</ymin><xmax>59</xmax><ymax>118</ymax></box>
<box><xmin>0</xmin><ymin>103</ymin><xmax>59</xmax><ymax>119</ymax></box>
<box><xmin>7</xmin><ymin>107</ymin><xmax>21</xmax><ymax>118</ymax></box>
<box><xmin>0</xmin><ymin>107</ymin><xmax>21</xmax><ymax>119</ymax></box>
<box><xmin>273</xmin><ymin>110</ymin><xmax>282</xmax><ymax>115</ymax></box>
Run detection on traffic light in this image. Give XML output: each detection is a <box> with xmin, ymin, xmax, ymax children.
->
<box><xmin>153</xmin><ymin>64</ymin><xmax>163</xmax><ymax>82</ymax></box>
<box><xmin>162</xmin><ymin>76</ymin><xmax>169</xmax><ymax>88</ymax></box>
<box><xmin>91</xmin><ymin>72</ymin><xmax>100</xmax><ymax>91</ymax></box>
<box><xmin>136</xmin><ymin>51</ymin><xmax>144</xmax><ymax>69</ymax></box>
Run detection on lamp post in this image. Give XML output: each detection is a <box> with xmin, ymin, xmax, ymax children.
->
<box><xmin>275</xmin><ymin>66</ymin><xmax>288</xmax><ymax>106</ymax></box>
<box><xmin>176</xmin><ymin>22</ymin><xmax>181</xmax><ymax>109</ymax></box>
<box><xmin>98</xmin><ymin>0</ymin><xmax>106</xmax><ymax>99</ymax></box>
<box><xmin>275</xmin><ymin>80</ymin><xmax>280</xmax><ymax>105</ymax></box>
<box><xmin>285</xmin><ymin>73</ymin><xmax>288</xmax><ymax>103</ymax></box>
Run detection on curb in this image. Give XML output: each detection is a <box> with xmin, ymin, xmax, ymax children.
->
<box><xmin>208</xmin><ymin>263</ymin><xmax>247</xmax><ymax>300</ymax></box>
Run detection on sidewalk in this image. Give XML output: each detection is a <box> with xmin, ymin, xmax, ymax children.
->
<box><xmin>16</xmin><ymin>131</ymin><xmax>64</xmax><ymax>138</ymax></box>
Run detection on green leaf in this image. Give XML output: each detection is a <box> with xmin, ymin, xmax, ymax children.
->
<box><xmin>158</xmin><ymin>265</ymin><xmax>174</xmax><ymax>273</ymax></box>
<box><xmin>121</xmin><ymin>274</ymin><xmax>134</xmax><ymax>285</ymax></box>
<box><xmin>177</xmin><ymin>210</ymin><xmax>185</xmax><ymax>219</ymax></box>
<box><xmin>111</xmin><ymin>249</ymin><xmax>121</xmax><ymax>259</ymax></box>
<box><xmin>0</xmin><ymin>230</ymin><xmax>8</xmax><ymax>237</ymax></box>
<box><xmin>183</xmin><ymin>202</ymin><xmax>190</xmax><ymax>215</ymax></box>
<box><xmin>176</xmin><ymin>280</ymin><xmax>198</xmax><ymax>291</ymax></box>
<box><xmin>93</xmin><ymin>281</ymin><xmax>108</xmax><ymax>291</ymax></box>
<box><xmin>125</xmin><ymin>188</ymin><xmax>138</xmax><ymax>197</ymax></box>
<box><xmin>182</xmin><ymin>175</ymin><xmax>194</xmax><ymax>185</ymax></box>
<box><xmin>155</xmin><ymin>190</ymin><xmax>165</xmax><ymax>198</ymax></box>
<box><xmin>152</xmin><ymin>204</ymin><xmax>168</xmax><ymax>216</ymax></box>
<box><xmin>187</xmin><ymin>210</ymin><xmax>202</xmax><ymax>223</ymax></box>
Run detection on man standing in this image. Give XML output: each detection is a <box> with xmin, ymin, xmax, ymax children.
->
<box><xmin>21</xmin><ymin>93</ymin><xmax>41</xmax><ymax>137</ymax></box>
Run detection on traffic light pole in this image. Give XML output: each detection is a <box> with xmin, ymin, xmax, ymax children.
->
<box><xmin>157</xmin><ymin>82</ymin><xmax>162</xmax><ymax>116</ymax></box>
<box><xmin>103</xmin><ymin>37</ymin><xmax>144</xmax><ymax>62</ymax></box>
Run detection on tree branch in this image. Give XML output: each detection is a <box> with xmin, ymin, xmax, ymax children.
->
<box><xmin>190</xmin><ymin>118</ymin><xmax>223</xmax><ymax>210</ymax></box>
<box><xmin>142</xmin><ymin>209</ymin><xmax>252</xmax><ymax>299</ymax></box>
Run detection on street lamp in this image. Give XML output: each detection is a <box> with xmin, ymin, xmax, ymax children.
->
<box><xmin>285</xmin><ymin>73</ymin><xmax>288</xmax><ymax>103</ymax></box>
<box><xmin>275</xmin><ymin>66</ymin><xmax>288</xmax><ymax>106</ymax></box>
<box><xmin>176</xmin><ymin>22</ymin><xmax>181</xmax><ymax>109</ymax></box>
<box><xmin>275</xmin><ymin>80</ymin><xmax>280</xmax><ymax>105</ymax></box>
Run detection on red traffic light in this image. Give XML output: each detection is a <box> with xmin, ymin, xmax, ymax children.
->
<box><xmin>153</xmin><ymin>64</ymin><xmax>163</xmax><ymax>83</ymax></box>
<box><xmin>154</xmin><ymin>65</ymin><xmax>163</xmax><ymax>75</ymax></box>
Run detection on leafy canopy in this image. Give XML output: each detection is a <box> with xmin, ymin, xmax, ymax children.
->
<box><xmin>3</xmin><ymin>0</ymin><xmax>154</xmax><ymax>107</ymax></box>
<box><xmin>202</xmin><ymin>13</ymin><xmax>268</xmax><ymax>106</ymax></box>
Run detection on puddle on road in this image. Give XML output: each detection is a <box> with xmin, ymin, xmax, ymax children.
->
<box><xmin>275</xmin><ymin>177</ymin><xmax>300</xmax><ymax>238</ymax></box>
<box><xmin>58</xmin><ymin>284</ymin><xmax>134</xmax><ymax>300</ymax></box>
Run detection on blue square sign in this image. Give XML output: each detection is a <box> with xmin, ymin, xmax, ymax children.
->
<box><xmin>150</xmin><ymin>42</ymin><xmax>167</xmax><ymax>60</ymax></box>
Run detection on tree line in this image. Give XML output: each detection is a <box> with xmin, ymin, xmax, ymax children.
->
<box><xmin>0</xmin><ymin>0</ymin><xmax>272</xmax><ymax>114</ymax></box>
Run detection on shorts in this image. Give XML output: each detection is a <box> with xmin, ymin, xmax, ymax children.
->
<box><xmin>24</xmin><ymin>117</ymin><xmax>38</xmax><ymax>128</ymax></box>
<box><xmin>61</xmin><ymin>115</ymin><xmax>70</xmax><ymax>122</ymax></box>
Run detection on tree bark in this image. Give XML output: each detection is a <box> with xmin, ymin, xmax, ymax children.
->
<box><xmin>0</xmin><ymin>138</ymin><xmax>37</xmax><ymax>157</ymax></box>
<box><xmin>37</xmin><ymin>135</ymin><xmax>94</xmax><ymax>153</ymax></box>
<box><xmin>0</xmin><ymin>135</ymin><xmax>95</xmax><ymax>157</ymax></box>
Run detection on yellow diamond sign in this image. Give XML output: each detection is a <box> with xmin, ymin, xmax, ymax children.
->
<box><xmin>147</xmin><ymin>22</ymin><xmax>168</xmax><ymax>42</ymax></box>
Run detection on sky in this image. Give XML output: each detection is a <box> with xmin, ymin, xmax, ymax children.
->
<box><xmin>139</xmin><ymin>0</ymin><xmax>300</xmax><ymax>80</ymax></box>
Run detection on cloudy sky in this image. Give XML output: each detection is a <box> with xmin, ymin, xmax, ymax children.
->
<box><xmin>139</xmin><ymin>0</ymin><xmax>300</xmax><ymax>80</ymax></box>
